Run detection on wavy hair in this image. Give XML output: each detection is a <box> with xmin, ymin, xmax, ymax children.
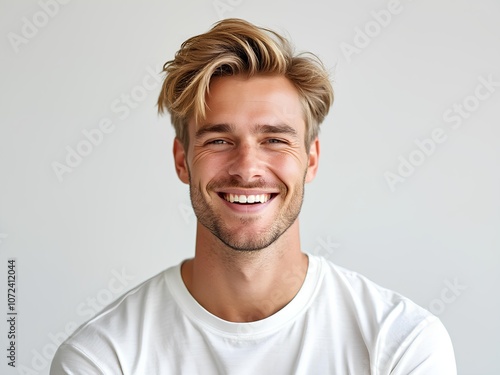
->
<box><xmin>157</xmin><ymin>18</ymin><xmax>333</xmax><ymax>151</ymax></box>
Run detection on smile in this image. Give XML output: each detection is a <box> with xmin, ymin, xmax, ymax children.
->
<box><xmin>221</xmin><ymin>193</ymin><xmax>273</xmax><ymax>204</ymax></box>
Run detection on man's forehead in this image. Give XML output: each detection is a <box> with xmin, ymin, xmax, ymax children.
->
<box><xmin>207</xmin><ymin>74</ymin><xmax>302</xmax><ymax>107</ymax></box>
<box><xmin>202</xmin><ymin>99</ymin><xmax>303</xmax><ymax>125</ymax></box>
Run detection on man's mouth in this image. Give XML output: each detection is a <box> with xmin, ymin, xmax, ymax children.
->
<box><xmin>219</xmin><ymin>193</ymin><xmax>274</xmax><ymax>204</ymax></box>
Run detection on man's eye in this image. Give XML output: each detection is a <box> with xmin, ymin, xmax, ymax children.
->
<box><xmin>208</xmin><ymin>139</ymin><xmax>227</xmax><ymax>145</ymax></box>
<box><xmin>267</xmin><ymin>139</ymin><xmax>285</xmax><ymax>144</ymax></box>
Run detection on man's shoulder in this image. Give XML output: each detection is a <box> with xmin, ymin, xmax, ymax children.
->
<box><xmin>313</xmin><ymin>255</ymin><xmax>456</xmax><ymax>371</ymax></box>
<box><xmin>64</xmin><ymin>263</ymin><xmax>180</xmax><ymax>346</ymax></box>
<box><xmin>314</xmin><ymin>255</ymin><xmax>435</xmax><ymax>336</ymax></box>
<box><xmin>51</xmin><ymin>263</ymin><xmax>186</xmax><ymax>374</ymax></box>
<box><xmin>318</xmin><ymin>255</ymin><xmax>428</xmax><ymax>309</ymax></box>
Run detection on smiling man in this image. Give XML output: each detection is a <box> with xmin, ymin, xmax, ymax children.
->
<box><xmin>177</xmin><ymin>73</ymin><xmax>315</xmax><ymax>324</ymax></box>
<box><xmin>51</xmin><ymin>19</ymin><xmax>456</xmax><ymax>374</ymax></box>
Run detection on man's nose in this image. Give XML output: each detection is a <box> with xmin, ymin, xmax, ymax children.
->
<box><xmin>227</xmin><ymin>143</ymin><xmax>265</xmax><ymax>182</ymax></box>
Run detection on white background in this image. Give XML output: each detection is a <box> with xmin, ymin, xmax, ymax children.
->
<box><xmin>1</xmin><ymin>0</ymin><xmax>499</xmax><ymax>374</ymax></box>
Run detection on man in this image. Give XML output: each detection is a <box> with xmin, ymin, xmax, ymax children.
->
<box><xmin>51</xmin><ymin>18</ymin><xmax>456</xmax><ymax>374</ymax></box>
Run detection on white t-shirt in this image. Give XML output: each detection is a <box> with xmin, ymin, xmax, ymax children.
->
<box><xmin>51</xmin><ymin>255</ymin><xmax>456</xmax><ymax>374</ymax></box>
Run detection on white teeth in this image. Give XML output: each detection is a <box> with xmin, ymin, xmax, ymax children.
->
<box><xmin>224</xmin><ymin>193</ymin><xmax>271</xmax><ymax>204</ymax></box>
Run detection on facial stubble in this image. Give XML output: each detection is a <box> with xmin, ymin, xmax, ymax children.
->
<box><xmin>188</xmin><ymin>169</ymin><xmax>307</xmax><ymax>252</ymax></box>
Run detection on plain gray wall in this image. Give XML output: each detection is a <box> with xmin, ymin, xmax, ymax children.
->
<box><xmin>1</xmin><ymin>0</ymin><xmax>499</xmax><ymax>374</ymax></box>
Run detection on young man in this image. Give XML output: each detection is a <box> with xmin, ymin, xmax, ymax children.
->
<box><xmin>51</xmin><ymin>19</ymin><xmax>457</xmax><ymax>374</ymax></box>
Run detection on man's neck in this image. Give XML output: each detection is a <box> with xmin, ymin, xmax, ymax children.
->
<box><xmin>181</xmin><ymin>221</ymin><xmax>308</xmax><ymax>322</ymax></box>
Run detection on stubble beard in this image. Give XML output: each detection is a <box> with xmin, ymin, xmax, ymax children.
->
<box><xmin>188</xmin><ymin>172</ymin><xmax>306</xmax><ymax>252</ymax></box>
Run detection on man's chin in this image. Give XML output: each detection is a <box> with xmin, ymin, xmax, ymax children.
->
<box><xmin>210</xmin><ymin>226</ymin><xmax>284</xmax><ymax>252</ymax></box>
<box><xmin>220</xmin><ymin>239</ymin><xmax>273</xmax><ymax>252</ymax></box>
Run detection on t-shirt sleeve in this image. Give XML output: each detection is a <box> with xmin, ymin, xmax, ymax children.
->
<box><xmin>390</xmin><ymin>318</ymin><xmax>457</xmax><ymax>375</ymax></box>
<box><xmin>50</xmin><ymin>343</ymin><xmax>104</xmax><ymax>375</ymax></box>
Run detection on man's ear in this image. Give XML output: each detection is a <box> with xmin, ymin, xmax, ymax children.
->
<box><xmin>305</xmin><ymin>138</ymin><xmax>320</xmax><ymax>183</ymax></box>
<box><xmin>173</xmin><ymin>138</ymin><xmax>189</xmax><ymax>184</ymax></box>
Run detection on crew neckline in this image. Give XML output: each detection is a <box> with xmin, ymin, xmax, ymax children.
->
<box><xmin>165</xmin><ymin>254</ymin><xmax>325</xmax><ymax>340</ymax></box>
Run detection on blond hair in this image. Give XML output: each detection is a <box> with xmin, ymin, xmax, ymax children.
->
<box><xmin>157</xmin><ymin>18</ymin><xmax>333</xmax><ymax>150</ymax></box>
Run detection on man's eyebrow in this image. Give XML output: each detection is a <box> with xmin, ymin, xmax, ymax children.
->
<box><xmin>195</xmin><ymin>123</ymin><xmax>234</xmax><ymax>138</ymax></box>
<box><xmin>255</xmin><ymin>124</ymin><xmax>298</xmax><ymax>136</ymax></box>
<box><xmin>195</xmin><ymin>123</ymin><xmax>298</xmax><ymax>138</ymax></box>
